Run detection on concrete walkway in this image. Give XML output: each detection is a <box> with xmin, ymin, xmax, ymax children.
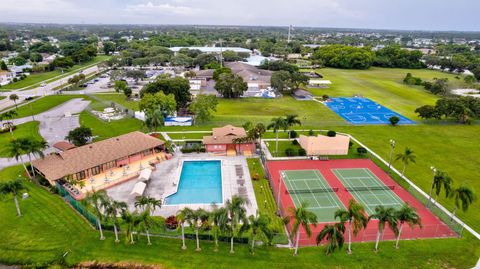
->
<box><xmin>0</xmin><ymin>98</ymin><xmax>91</xmax><ymax>169</ymax></box>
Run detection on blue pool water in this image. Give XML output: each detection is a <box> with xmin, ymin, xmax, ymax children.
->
<box><xmin>165</xmin><ymin>160</ymin><xmax>222</xmax><ymax>205</ymax></box>
<box><xmin>325</xmin><ymin>97</ymin><xmax>415</xmax><ymax>125</ymax></box>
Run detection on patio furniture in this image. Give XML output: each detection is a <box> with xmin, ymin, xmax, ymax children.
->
<box><xmin>237</xmin><ymin>179</ymin><xmax>245</xmax><ymax>186</ymax></box>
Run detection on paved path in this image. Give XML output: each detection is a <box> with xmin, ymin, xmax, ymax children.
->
<box><xmin>0</xmin><ymin>65</ymin><xmax>99</xmax><ymax>111</ymax></box>
<box><xmin>0</xmin><ymin>98</ymin><xmax>91</xmax><ymax>169</ymax></box>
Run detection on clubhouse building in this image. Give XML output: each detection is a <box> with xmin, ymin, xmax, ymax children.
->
<box><xmin>32</xmin><ymin>131</ymin><xmax>165</xmax><ymax>186</ymax></box>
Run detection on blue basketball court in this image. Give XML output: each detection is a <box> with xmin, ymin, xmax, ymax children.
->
<box><xmin>325</xmin><ymin>97</ymin><xmax>415</xmax><ymax>125</ymax></box>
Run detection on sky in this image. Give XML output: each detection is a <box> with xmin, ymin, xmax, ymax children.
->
<box><xmin>0</xmin><ymin>0</ymin><xmax>479</xmax><ymax>31</ymax></box>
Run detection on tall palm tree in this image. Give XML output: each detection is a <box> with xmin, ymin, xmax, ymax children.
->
<box><xmin>134</xmin><ymin>196</ymin><xmax>150</xmax><ymax>212</ymax></box>
<box><xmin>0</xmin><ymin>178</ymin><xmax>26</xmax><ymax>217</ymax></box>
<box><xmin>147</xmin><ymin>197</ymin><xmax>162</xmax><ymax>214</ymax></box>
<box><xmin>284</xmin><ymin>114</ymin><xmax>301</xmax><ymax>139</ymax></box>
<box><xmin>395</xmin><ymin>147</ymin><xmax>416</xmax><ymax>177</ymax></box>
<box><xmin>450</xmin><ymin>185</ymin><xmax>476</xmax><ymax>222</ymax></box>
<box><xmin>395</xmin><ymin>203</ymin><xmax>422</xmax><ymax>249</ymax></box>
<box><xmin>254</xmin><ymin>122</ymin><xmax>266</xmax><ymax>143</ymax></box>
<box><xmin>334</xmin><ymin>199</ymin><xmax>369</xmax><ymax>254</ymax></box>
<box><xmin>104</xmin><ymin>200</ymin><xmax>127</xmax><ymax>243</ymax></box>
<box><xmin>9</xmin><ymin>94</ymin><xmax>19</xmax><ymax>109</ymax></box>
<box><xmin>176</xmin><ymin>207</ymin><xmax>193</xmax><ymax>250</ymax></box>
<box><xmin>246</xmin><ymin>213</ymin><xmax>273</xmax><ymax>254</ymax></box>
<box><xmin>267</xmin><ymin>117</ymin><xmax>288</xmax><ymax>157</ymax></box>
<box><xmin>139</xmin><ymin>209</ymin><xmax>158</xmax><ymax>245</ymax></box>
<box><xmin>83</xmin><ymin>190</ymin><xmax>110</xmax><ymax>240</ymax></box>
<box><xmin>185</xmin><ymin>208</ymin><xmax>209</xmax><ymax>251</ymax></box>
<box><xmin>24</xmin><ymin>138</ymin><xmax>48</xmax><ymax>177</ymax></box>
<box><xmin>316</xmin><ymin>222</ymin><xmax>346</xmax><ymax>255</ymax></box>
<box><xmin>427</xmin><ymin>170</ymin><xmax>453</xmax><ymax>208</ymax></box>
<box><xmin>369</xmin><ymin>206</ymin><xmax>399</xmax><ymax>252</ymax></box>
<box><xmin>209</xmin><ymin>205</ymin><xmax>228</xmax><ymax>252</ymax></box>
<box><xmin>121</xmin><ymin>210</ymin><xmax>142</xmax><ymax>244</ymax></box>
<box><xmin>225</xmin><ymin>195</ymin><xmax>249</xmax><ymax>253</ymax></box>
<box><xmin>7</xmin><ymin>139</ymin><xmax>31</xmax><ymax>179</ymax></box>
<box><xmin>286</xmin><ymin>202</ymin><xmax>318</xmax><ymax>256</ymax></box>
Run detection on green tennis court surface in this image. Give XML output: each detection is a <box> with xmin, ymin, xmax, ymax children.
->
<box><xmin>332</xmin><ymin>168</ymin><xmax>404</xmax><ymax>215</ymax></box>
<box><xmin>281</xmin><ymin>170</ymin><xmax>344</xmax><ymax>222</ymax></box>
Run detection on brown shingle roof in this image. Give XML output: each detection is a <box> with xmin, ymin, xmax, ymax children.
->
<box><xmin>203</xmin><ymin>125</ymin><xmax>247</xmax><ymax>145</ymax></box>
<box><xmin>32</xmin><ymin>131</ymin><xmax>164</xmax><ymax>181</ymax></box>
<box><xmin>53</xmin><ymin>141</ymin><xmax>76</xmax><ymax>151</ymax></box>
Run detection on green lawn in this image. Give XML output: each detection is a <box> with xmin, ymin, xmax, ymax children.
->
<box><xmin>0</xmin><ymin>96</ymin><xmax>5</xmax><ymax>101</ymax></box>
<box><xmin>92</xmin><ymin>93</ymin><xmax>140</xmax><ymax>111</ymax></box>
<box><xmin>306</xmin><ymin>67</ymin><xmax>466</xmax><ymax>120</ymax></box>
<box><xmin>0</xmin><ymin>165</ymin><xmax>478</xmax><ymax>268</ymax></box>
<box><xmin>0</xmin><ymin>121</ymin><xmax>43</xmax><ymax>157</ymax></box>
<box><xmin>210</xmin><ymin>96</ymin><xmax>344</xmax><ymax>127</ymax></box>
<box><xmin>4</xmin><ymin>95</ymin><xmax>88</xmax><ymax>118</ymax></box>
<box><xmin>0</xmin><ymin>56</ymin><xmax>110</xmax><ymax>91</ymax></box>
<box><xmin>79</xmin><ymin>111</ymin><xmax>145</xmax><ymax>141</ymax></box>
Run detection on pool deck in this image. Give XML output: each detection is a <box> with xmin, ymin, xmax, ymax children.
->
<box><xmin>106</xmin><ymin>152</ymin><xmax>259</xmax><ymax>218</ymax></box>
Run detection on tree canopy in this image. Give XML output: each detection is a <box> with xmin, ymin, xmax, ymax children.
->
<box><xmin>141</xmin><ymin>77</ymin><xmax>191</xmax><ymax>109</ymax></box>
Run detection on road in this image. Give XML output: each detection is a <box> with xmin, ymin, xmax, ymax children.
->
<box><xmin>0</xmin><ymin>65</ymin><xmax>100</xmax><ymax>111</ymax></box>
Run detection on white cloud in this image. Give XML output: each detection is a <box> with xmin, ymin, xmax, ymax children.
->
<box><xmin>125</xmin><ymin>1</ymin><xmax>201</xmax><ymax>16</ymax></box>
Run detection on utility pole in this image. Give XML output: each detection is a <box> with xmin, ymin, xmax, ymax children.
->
<box><xmin>219</xmin><ymin>39</ymin><xmax>223</xmax><ymax>68</ymax></box>
<box><xmin>287</xmin><ymin>25</ymin><xmax>292</xmax><ymax>43</ymax></box>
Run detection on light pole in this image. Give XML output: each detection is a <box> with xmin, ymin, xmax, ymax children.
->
<box><xmin>427</xmin><ymin>166</ymin><xmax>437</xmax><ymax>208</ymax></box>
<box><xmin>277</xmin><ymin>171</ymin><xmax>284</xmax><ymax>215</ymax></box>
<box><xmin>388</xmin><ymin>139</ymin><xmax>395</xmax><ymax>173</ymax></box>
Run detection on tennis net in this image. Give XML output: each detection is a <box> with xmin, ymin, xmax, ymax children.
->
<box><xmin>345</xmin><ymin>185</ymin><xmax>395</xmax><ymax>192</ymax></box>
<box><xmin>286</xmin><ymin>187</ymin><xmax>339</xmax><ymax>194</ymax></box>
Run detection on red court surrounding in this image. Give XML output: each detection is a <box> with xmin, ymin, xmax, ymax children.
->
<box><xmin>266</xmin><ymin>159</ymin><xmax>457</xmax><ymax>246</ymax></box>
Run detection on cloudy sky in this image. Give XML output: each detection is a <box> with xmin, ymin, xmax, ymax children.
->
<box><xmin>0</xmin><ymin>0</ymin><xmax>479</xmax><ymax>31</ymax></box>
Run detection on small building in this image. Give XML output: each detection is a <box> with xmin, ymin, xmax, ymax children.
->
<box><xmin>203</xmin><ymin>125</ymin><xmax>255</xmax><ymax>156</ymax></box>
<box><xmin>225</xmin><ymin>62</ymin><xmax>272</xmax><ymax>92</ymax></box>
<box><xmin>309</xmin><ymin>79</ymin><xmax>332</xmax><ymax>88</ymax></box>
<box><xmin>0</xmin><ymin>70</ymin><xmax>13</xmax><ymax>86</ymax></box>
<box><xmin>298</xmin><ymin>134</ymin><xmax>350</xmax><ymax>156</ymax></box>
<box><xmin>31</xmin><ymin>131</ymin><xmax>165</xmax><ymax>185</ymax></box>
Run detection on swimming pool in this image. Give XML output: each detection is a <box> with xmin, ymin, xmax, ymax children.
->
<box><xmin>165</xmin><ymin>160</ymin><xmax>223</xmax><ymax>205</ymax></box>
<box><xmin>325</xmin><ymin>97</ymin><xmax>415</xmax><ymax>125</ymax></box>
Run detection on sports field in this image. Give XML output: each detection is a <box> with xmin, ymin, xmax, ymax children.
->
<box><xmin>325</xmin><ymin>97</ymin><xmax>415</xmax><ymax>125</ymax></box>
<box><xmin>267</xmin><ymin>159</ymin><xmax>457</xmax><ymax>246</ymax></box>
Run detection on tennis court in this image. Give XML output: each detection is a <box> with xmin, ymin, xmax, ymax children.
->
<box><xmin>281</xmin><ymin>169</ymin><xmax>344</xmax><ymax>222</ymax></box>
<box><xmin>324</xmin><ymin>97</ymin><xmax>415</xmax><ymax>125</ymax></box>
<box><xmin>332</xmin><ymin>168</ymin><xmax>404</xmax><ymax>215</ymax></box>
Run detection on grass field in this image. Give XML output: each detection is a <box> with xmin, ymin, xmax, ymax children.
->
<box><xmin>4</xmin><ymin>95</ymin><xmax>87</xmax><ymax>118</ymax></box>
<box><xmin>305</xmin><ymin>67</ymin><xmax>467</xmax><ymax>120</ymax></box>
<box><xmin>92</xmin><ymin>93</ymin><xmax>140</xmax><ymax>110</ymax></box>
<box><xmin>0</xmin><ymin>56</ymin><xmax>110</xmax><ymax>91</ymax></box>
<box><xmin>79</xmin><ymin>111</ymin><xmax>145</xmax><ymax>141</ymax></box>
<box><xmin>0</xmin><ymin>121</ymin><xmax>43</xmax><ymax>157</ymax></box>
<box><xmin>0</xmin><ymin>165</ymin><xmax>479</xmax><ymax>268</ymax></box>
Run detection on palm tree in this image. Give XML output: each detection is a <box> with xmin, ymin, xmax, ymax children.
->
<box><xmin>450</xmin><ymin>185</ymin><xmax>476</xmax><ymax>222</ymax></box>
<box><xmin>121</xmin><ymin>210</ymin><xmax>142</xmax><ymax>244</ymax></box>
<box><xmin>134</xmin><ymin>196</ymin><xmax>150</xmax><ymax>211</ymax></box>
<box><xmin>209</xmin><ymin>205</ymin><xmax>228</xmax><ymax>252</ymax></box>
<box><xmin>7</xmin><ymin>139</ymin><xmax>31</xmax><ymax>179</ymax></box>
<box><xmin>254</xmin><ymin>123</ymin><xmax>266</xmax><ymax>143</ymax></box>
<box><xmin>83</xmin><ymin>190</ymin><xmax>110</xmax><ymax>240</ymax></box>
<box><xmin>24</xmin><ymin>138</ymin><xmax>48</xmax><ymax>177</ymax></box>
<box><xmin>144</xmin><ymin>108</ymin><xmax>164</xmax><ymax>132</ymax></box>
<box><xmin>286</xmin><ymin>202</ymin><xmax>318</xmax><ymax>256</ymax></box>
<box><xmin>427</xmin><ymin>170</ymin><xmax>453</xmax><ymax>208</ymax></box>
<box><xmin>104</xmin><ymin>200</ymin><xmax>127</xmax><ymax>243</ymax></box>
<box><xmin>395</xmin><ymin>203</ymin><xmax>422</xmax><ymax>249</ymax></box>
<box><xmin>267</xmin><ymin>117</ymin><xmax>288</xmax><ymax>157</ymax></box>
<box><xmin>139</xmin><ymin>209</ymin><xmax>158</xmax><ymax>245</ymax></box>
<box><xmin>176</xmin><ymin>207</ymin><xmax>193</xmax><ymax>250</ymax></box>
<box><xmin>147</xmin><ymin>197</ymin><xmax>162</xmax><ymax>214</ymax></box>
<box><xmin>0</xmin><ymin>110</ymin><xmax>18</xmax><ymax>137</ymax></box>
<box><xmin>369</xmin><ymin>206</ymin><xmax>399</xmax><ymax>252</ymax></box>
<box><xmin>316</xmin><ymin>222</ymin><xmax>346</xmax><ymax>255</ymax></box>
<box><xmin>0</xmin><ymin>178</ymin><xmax>26</xmax><ymax>217</ymax></box>
<box><xmin>246</xmin><ymin>213</ymin><xmax>272</xmax><ymax>254</ymax></box>
<box><xmin>334</xmin><ymin>199</ymin><xmax>369</xmax><ymax>254</ymax></box>
<box><xmin>9</xmin><ymin>94</ymin><xmax>19</xmax><ymax>109</ymax></box>
<box><xmin>284</xmin><ymin>114</ymin><xmax>301</xmax><ymax>139</ymax></box>
<box><xmin>185</xmin><ymin>208</ymin><xmax>209</xmax><ymax>251</ymax></box>
<box><xmin>225</xmin><ymin>195</ymin><xmax>249</xmax><ymax>253</ymax></box>
<box><xmin>395</xmin><ymin>147</ymin><xmax>416</xmax><ymax>177</ymax></box>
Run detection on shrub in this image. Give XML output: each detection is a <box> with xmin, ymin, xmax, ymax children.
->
<box><xmin>165</xmin><ymin>215</ymin><xmax>178</xmax><ymax>230</ymax></box>
<box><xmin>308</xmin><ymin>129</ymin><xmax>315</xmax><ymax>136</ymax></box>
<box><xmin>289</xmin><ymin>130</ymin><xmax>298</xmax><ymax>138</ymax></box>
<box><xmin>285</xmin><ymin>148</ymin><xmax>296</xmax><ymax>156</ymax></box>
<box><xmin>327</xmin><ymin>130</ymin><xmax>336</xmax><ymax>137</ymax></box>
<box><xmin>349</xmin><ymin>141</ymin><xmax>353</xmax><ymax>149</ymax></box>
<box><xmin>389</xmin><ymin>116</ymin><xmax>400</xmax><ymax>126</ymax></box>
<box><xmin>357</xmin><ymin>147</ymin><xmax>367</xmax><ymax>155</ymax></box>
<box><xmin>252</xmin><ymin>173</ymin><xmax>260</xmax><ymax>181</ymax></box>
<box><xmin>322</xmin><ymin>94</ymin><xmax>329</xmax><ymax>101</ymax></box>
<box><xmin>292</xmin><ymin>139</ymin><xmax>299</xmax><ymax>146</ymax></box>
<box><xmin>298</xmin><ymin>148</ymin><xmax>307</xmax><ymax>156</ymax></box>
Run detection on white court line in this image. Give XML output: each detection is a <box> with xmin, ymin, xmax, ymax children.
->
<box><xmin>312</xmin><ymin>170</ymin><xmax>343</xmax><ymax>208</ymax></box>
<box><xmin>362</xmin><ymin>168</ymin><xmax>404</xmax><ymax>205</ymax></box>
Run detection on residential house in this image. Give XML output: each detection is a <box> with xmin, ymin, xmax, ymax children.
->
<box><xmin>0</xmin><ymin>70</ymin><xmax>13</xmax><ymax>86</ymax></box>
<box><xmin>203</xmin><ymin>125</ymin><xmax>255</xmax><ymax>156</ymax></box>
